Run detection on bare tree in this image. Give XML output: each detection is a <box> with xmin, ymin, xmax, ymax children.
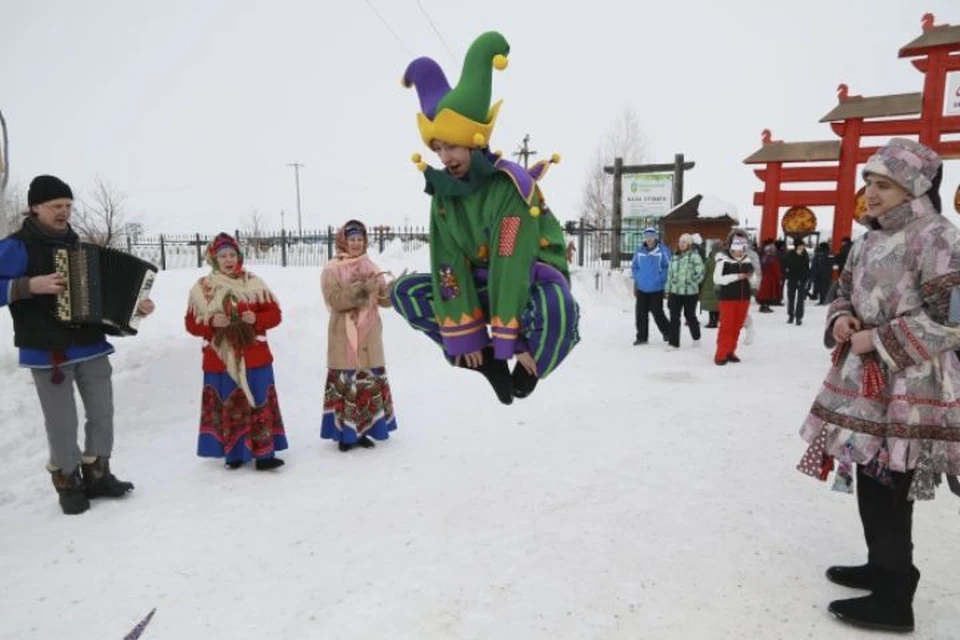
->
<box><xmin>0</xmin><ymin>181</ymin><xmax>26</xmax><ymax>236</ymax></box>
<box><xmin>0</xmin><ymin>110</ymin><xmax>13</xmax><ymax>237</ymax></box>
<box><xmin>579</xmin><ymin>107</ymin><xmax>647</xmax><ymax>227</ymax></box>
<box><xmin>243</xmin><ymin>209</ymin><xmax>267</xmax><ymax>256</ymax></box>
<box><xmin>72</xmin><ymin>179</ymin><xmax>129</xmax><ymax>247</ymax></box>
<box><xmin>579</xmin><ymin>151</ymin><xmax>611</xmax><ymax>228</ymax></box>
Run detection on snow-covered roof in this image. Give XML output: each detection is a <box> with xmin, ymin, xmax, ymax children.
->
<box><xmin>697</xmin><ymin>195</ymin><xmax>739</xmax><ymax>222</ymax></box>
<box><xmin>663</xmin><ymin>194</ymin><xmax>740</xmax><ymax>223</ymax></box>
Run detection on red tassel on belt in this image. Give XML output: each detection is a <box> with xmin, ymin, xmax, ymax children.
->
<box><xmin>831</xmin><ymin>329</ymin><xmax>885</xmax><ymax>398</ymax></box>
<box><xmin>50</xmin><ymin>350</ymin><xmax>67</xmax><ymax>385</ymax></box>
<box><xmin>860</xmin><ymin>352</ymin><xmax>886</xmax><ymax>398</ymax></box>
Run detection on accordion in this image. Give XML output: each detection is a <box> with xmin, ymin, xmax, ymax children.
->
<box><xmin>52</xmin><ymin>244</ymin><xmax>158</xmax><ymax>336</ymax></box>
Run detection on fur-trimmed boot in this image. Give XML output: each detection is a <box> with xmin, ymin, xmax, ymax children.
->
<box><xmin>828</xmin><ymin>566</ymin><xmax>919</xmax><ymax>633</ymax></box>
<box><xmin>81</xmin><ymin>456</ymin><xmax>134</xmax><ymax>498</ymax></box>
<box><xmin>50</xmin><ymin>467</ymin><xmax>90</xmax><ymax>515</ymax></box>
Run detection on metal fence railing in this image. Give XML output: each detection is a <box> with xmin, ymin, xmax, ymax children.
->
<box><xmin>124</xmin><ymin>223</ymin><xmax>649</xmax><ymax>271</ymax></box>
<box><xmin>125</xmin><ymin>226</ymin><xmax>430</xmax><ymax>270</ymax></box>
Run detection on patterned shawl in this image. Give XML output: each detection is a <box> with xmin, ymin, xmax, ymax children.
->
<box><xmin>187</xmin><ymin>269</ymin><xmax>277</xmax><ymax>406</ymax></box>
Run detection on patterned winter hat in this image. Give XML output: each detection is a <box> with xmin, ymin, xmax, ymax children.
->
<box><xmin>862</xmin><ymin>138</ymin><xmax>942</xmax><ymax>198</ymax></box>
<box><xmin>403</xmin><ymin>31</ymin><xmax>510</xmax><ymax>149</ymax></box>
<box><xmin>206</xmin><ymin>232</ymin><xmax>243</xmax><ymax>270</ymax></box>
<box><xmin>335</xmin><ymin>219</ymin><xmax>368</xmax><ymax>256</ymax></box>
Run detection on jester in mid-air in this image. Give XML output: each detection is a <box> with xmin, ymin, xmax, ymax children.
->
<box><xmin>389</xmin><ymin>31</ymin><xmax>580</xmax><ymax>405</ymax></box>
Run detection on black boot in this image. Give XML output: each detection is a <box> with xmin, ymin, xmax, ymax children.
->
<box><xmin>459</xmin><ymin>346</ymin><xmax>513</xmax><ymax>405</ymax></box>
<box><xmin>512</xmin><ymin>363</ymin><xmax>538</xmax><ymax>399</ymax></box>
<box><xmin>826</xmin><ymin>564</ymin><xmax>875</xmax><ymax>590</ymax></box>
<box><xmin>224</xmin><ymin>460</ymin><xmax>244</xmax><ymax>470</ymax></box>
<box><xmin>81</xmin><ymin>457</ymin><xmax>134</xmax><ymax>498</ymax></box>
<box><xmin>357</xmin><ymin>435</ymin><xmax>376</xmax><ymax>449</ymax></box>
<box><xmin>828</xmin><ymin>566</ymin><xmax>919</xmax><ymax>633</ymax></box>
<box><xmin>787</xmin><ymin>315</ymin><xmax>794</xmax><ymax>324</ymax></box>
<box><xmin>338</xmin><ymin>441</ymin><xmax>354</xmax><ymax>452</ymax></box>
<box><xmin>50</xmin><ymin>467</ymin><xmax>90</xmax><ymax>515</ymax></box>
<box><xmin>255</xmin><ymin>457</ymin><xmax>285</xmax><ymax>471</ymax></box>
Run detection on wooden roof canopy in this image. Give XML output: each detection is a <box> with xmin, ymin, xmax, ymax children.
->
<box><xmin>898</xmin><ymin>22</ymin><xmax>960</xmax><ymax>57</ymax></box>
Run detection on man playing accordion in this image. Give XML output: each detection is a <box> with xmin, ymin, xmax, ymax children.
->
<box><xmin>0</xmin><ymin>175</ymin><xmax>155</xmax><ymax>515</ymax></box>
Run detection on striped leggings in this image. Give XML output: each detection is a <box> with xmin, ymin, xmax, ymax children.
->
<box><xmin>390</xmin><ymin>267</ymin><xmax>579</xmax><ymax>379</ymax></box>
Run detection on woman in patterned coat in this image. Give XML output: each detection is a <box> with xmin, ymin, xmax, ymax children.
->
<box><xmin>185</xmin><ymin>233</ymin><xmax>287</xmax><ymax>470</ymax></box>
<box><xmin>320</xmin><ymin>220</ymin><xmax>398</xmax><ymax>452</ymax></box>
<box><xmin>797</xmin><ymin>138</ymin><xmax>959</xmax><ymax>633</ymax></box>
<box><xmin>664</xmin><ymin>233</ymin><xmax>704</xmax><ymax>348</ymax></box>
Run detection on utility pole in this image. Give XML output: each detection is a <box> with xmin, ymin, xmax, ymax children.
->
<box><xmin>513</xmin><ymin>134</ymin><xmax>537</xmax><ymax>170</ymax></box>
<box><xmin>0</xmin><ymin>109</ymin><xmax>9</xmax><ymax>238</ymax></box>
<box><xmin>287</xmin><ymin>162</ymin><xmax>304</xmax><ymax>237</ymax></box>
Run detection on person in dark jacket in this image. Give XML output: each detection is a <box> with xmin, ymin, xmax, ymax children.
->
<box><xmin>835</xmin><ymin>236</ymin><xmax>853</xmax><ymax>272</ymax></box>
<box><xmin>0</xmin><ymin>175</ymin><xmax>156</xmax><ymax>515</ymax></box>
<box><xmin>809</xmin><ymin>242</ymin><xmax>833</xmax><ymax>305</ymax></box>
<box><xmin>783</xmin><ymin>237</ymin><xmax>811</xmax><ymax>325</ymax></box>
<box><xmin>775</xmin><ymin>239</ymin><xmax>788</xmax><ymax>305</ymax></box>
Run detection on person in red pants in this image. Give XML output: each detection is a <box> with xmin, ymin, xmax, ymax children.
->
<box><xmin>712</xmin><ymin>230</ymin><xmax>759</xmax><ymax>365</ymax></box>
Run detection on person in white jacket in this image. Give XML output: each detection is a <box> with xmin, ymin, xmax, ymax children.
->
<box><xmin>712</xmin><ymin>230</ymin><xmax>760</xmax><ymax>365</ymax></box>
<box><xmin>741</xmin><ymin>246</ymin><xmax>761</xmax><ymax>345</ymax></box>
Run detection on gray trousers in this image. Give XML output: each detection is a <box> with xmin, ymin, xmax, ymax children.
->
<box><xmin>31</xmin><ymin>355</ymin><xmax>114</xmax><ymax>472</ymax></box>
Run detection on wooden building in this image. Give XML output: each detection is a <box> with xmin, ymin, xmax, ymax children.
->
<box><xmin>660</xmin><ymin>194</ymin><xmax>739</xmax><ymax>249</ymax></box>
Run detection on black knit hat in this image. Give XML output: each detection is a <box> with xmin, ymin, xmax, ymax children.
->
<box><xmin>27</xmin><ymin>175</ymin><xmax>73</xmax><ymax>207</ymax></box>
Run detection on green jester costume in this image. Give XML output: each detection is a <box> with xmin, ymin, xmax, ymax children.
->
<box><xmin>390</xmin><ymin>31</ymin><xmax>580</xmax><ymax>404</ymax></box>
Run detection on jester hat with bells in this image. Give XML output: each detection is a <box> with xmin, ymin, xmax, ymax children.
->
<box><xmin>402</xmin><ymin>32</ymin><xmax>561</xmax><ymax>206</ymax></box>
<box><xmin>403</xmin><ymin>31</ymin><xmax>509</xmax><ymax>151</ymax></box>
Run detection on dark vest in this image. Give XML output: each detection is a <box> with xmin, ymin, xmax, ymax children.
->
<box><xmin>7</xmin><ymin>218</ymin><xmax>106</xmax><ymax>350</ymax></box>
<box><xmin>718</xmin><ymin>257</ymin><xmax>755</xmax><ymax>301</ymax></box>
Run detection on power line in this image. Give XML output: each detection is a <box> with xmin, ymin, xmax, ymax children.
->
<box><xmin>415</xmin><ymin>0</ymin><xmax>457</xmax><ymax>63</ymax></box>
<box><xmin>362</xmin><ymin>0</ymin><xmax>413</xmax><ymax>55</ymax></box>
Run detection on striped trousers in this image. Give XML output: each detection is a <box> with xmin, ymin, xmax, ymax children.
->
<box><xmin>390</xmin><ymin>265</ymin><xmax>579</xmax><ymax>379</ymax></box>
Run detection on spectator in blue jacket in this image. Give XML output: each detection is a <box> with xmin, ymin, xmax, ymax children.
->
<box><xmin>630</xmin><ymin>227</ymin><xmax>671</xmax><ymax>345</ymax></box>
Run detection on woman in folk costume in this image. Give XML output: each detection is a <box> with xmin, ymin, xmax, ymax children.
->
<box><xmin>185</xmin><ymin>233</ymin><xmax>287</xmax><ymax>470</ymax></box>
<box><xmin>796</xmin><ymin>139</ymin><xmax>960</xmax><ymax>633</ymax></box>
<box><xmin>320</xmin><ymin>220</ymin><xmax>397</xmax><ymax>452</ymax></box>
<box><xmin>391</xmin><ymin>31</ymin><xmax>580</xmax><ymax>405</ymax></box>
<box><xmin>755</xmin><ymin>240</ymin><xmax>781</xmax><ymax>312</ymax></box>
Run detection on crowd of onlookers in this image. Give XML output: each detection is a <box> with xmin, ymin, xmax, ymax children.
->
<box><xmin>630</xmin><ymin>227</ymin><xmax>853</xmax><ymax>364</ymax></box>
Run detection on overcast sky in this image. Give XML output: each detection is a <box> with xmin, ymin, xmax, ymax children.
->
<box><xmin>2</xmin><ymin>0</ymin><xmax>958</xmax><ymax>236</ymax></box>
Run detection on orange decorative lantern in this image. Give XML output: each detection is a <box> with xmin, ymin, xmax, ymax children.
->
<box><xmin>781</xmin><ymin>205</ymin><xmax>818</xmax><ymax>239</ymax></box>
<box><xmin>854</xmin><ymin>186</ymin><xmax>868</xmax><ymax>221</ymax></box>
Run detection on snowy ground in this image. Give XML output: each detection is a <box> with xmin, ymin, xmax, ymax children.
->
<box><xmin>1</xmin><ymin>244</ymin><xmax>958</xmax><ymax>640</ymax></box>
